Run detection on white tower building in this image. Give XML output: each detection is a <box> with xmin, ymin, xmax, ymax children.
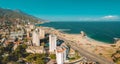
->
<box><xmin>56</xmin><ymin>51</ymin><xmax>64</xmax><ymax>64</ymax></box>
<box><xmin>29</xmin><ymin>24</ymin><xmax>35</xmax><ymax>30</ymax></box>
<box><xmin>56</xmin><ymin>47</ymin><xmax>67</xmax><ymax>64</ymax></box>
<box><xmin>39</xmin><ymin>28</ymin><xmax>45</xmax><ymax>39</ymax></box>
<box><xmin>32</xmin><ymin>30</ymin><xmax>40</xmax><ymax>46</ymax></box>
<box><xmin>49</xmin><ymin>34</ymin><xmax>57</xmax><ymax>53</ymax></box>
<box><xmin>63</xmin><ymin>48</ymin><xmax>67</xmax><ymax>61</ymax></box>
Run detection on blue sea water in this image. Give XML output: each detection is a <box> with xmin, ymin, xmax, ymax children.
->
<box><xmin>37</xmin><ymin>21</ymin><xmax>120</xmax><ymax>43</ymax></box>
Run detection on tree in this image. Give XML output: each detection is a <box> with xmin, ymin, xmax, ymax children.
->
<box><xmin>26</xmin><ymin>53</ymin><xmax>45</xmax><ymax>64</ymax></box>
<box><xmin>75</xmin><ymin>51</ymin><xmax>80</xmax><ymax>59</ymax></box>
<box><xmin>49</xmin><ymin>54</ymin><xmax>56</xmax><ymax>59</ymax></box>
<box><xmin>24</xmin><ymin>38</ymin><xmax>28</xmax><ymax>42</ymax></box>
<box><xmin>7</xmin><ymin>44</ymin><xmax>28</xmax><ymax>61</ymax></box>
<box><xmin>114</xmin><ymin>58</ymin><xmax>120</xmax><ymax>64</ymax></box>
<box><xmin>9</xmin><ymin>52</ymin><xmax>19</xmax><ymax>61</ymax></box>
<box><xmin>35</xmin><ymin>58</ymin><xmax>44</xmax><ymax>64</ymax></box>
<box><xmin>0</xmin><ymin>46</ymin><xmax>5</xmax><ymax>55</ymax></box>
<box><xmin>14</xmin><ymin>44</ymin><xmax>28</xmax><ymax>58</ymax></box>
<box><xmin>1</xmin><ymin>56</ymin><xmax>10</xmax><ymax>64</ymax></box>
<box><xmin>5</xmin><ymin>43</ymin><xmax>14</xmax><ymax>53</ymax></box>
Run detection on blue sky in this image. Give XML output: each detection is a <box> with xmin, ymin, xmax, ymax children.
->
<box><xmin>0</xmin><ymin>0</ymin><xmax>120</xmax><ymax>21</ymax></box>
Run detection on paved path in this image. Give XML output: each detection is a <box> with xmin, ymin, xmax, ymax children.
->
<box><xmin>45</xmin><ymin>29</ymin><xmax>114</xmax><ymax>64</ymax></box>
<box><xmin>58</xmin><ymin>36</ymin><xmax>114</xmax><ymax>64</ymax></box>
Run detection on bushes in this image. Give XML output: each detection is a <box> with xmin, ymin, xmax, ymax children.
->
<box><xmin>26</xmin><ymin>54</ymin><xmax>46</xmax><ymax>64</ymax></box>
<box><xmin>49</xmin><ymin>54</ymin><xmax>56</xmax><ymax>59</ymax></box>
<box><xmin>0</xmin><ymin>44</ymin><xmax>28</xmax><ymax>64</ymax></box>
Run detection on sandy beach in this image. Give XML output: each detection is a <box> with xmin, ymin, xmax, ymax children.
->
<box><xmin>40</xmin><ymin>26</ymin><xmax>119</xmax><ymax>61</ymax></box>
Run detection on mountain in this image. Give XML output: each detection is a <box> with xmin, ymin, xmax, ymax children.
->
<box><xmin>0</xmin><ymin>8</ymin><xmax>44</xmax><ymax>25</ymax></box>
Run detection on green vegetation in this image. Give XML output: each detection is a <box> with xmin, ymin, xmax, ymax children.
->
<box><xmin>0</xmin><ymin>46</ymin><xmax>5</xmax><ymax>55</ymax></box>
<box><xmin>115</xmin><ymin>58</ymin><xmax>120</xmax><ymax>64</ymax></box>
<box><xmin>0</xmin><ymin>8</ymin><xmax>43</xmax><ymax>25</ymax></box>
<box><xmin>26</xmin><ymin>53</ymin><xmax>46</xmax><ymax>64</ymax></box>
<box><xmin>0</xmin><ymin>44</ymin><xmax>28</xmax><ymax>63</ymax></box>
<box><xmin>0</xmin><ymin>43</ymin><xmax>45</xmax><ymax>64</ymax></box>
<box><xmin>23</xmin><ymin>38</ymin><xmax>28</xmax><ymax>42</ymax></box>
<box><xmin>12</xmin><ymin>44</ymin><xmax>28</xmax><ymax>58</ymax></box>
<box><xmin>49</xmin><ymin>54</ymin><xmax>56</xmax><ymax>59</ymax></box>
<box><xmin>69</xmin><ymin>51</ymin><xmax>81</xmax><ymax>61</ymax></box>
<box><xmin>0</xmin><ymin>43</ymin><xmax>47</xmax><ymax>64</ymax></box>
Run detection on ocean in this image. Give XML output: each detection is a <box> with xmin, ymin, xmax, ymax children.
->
<box><xmin>37</xmin><ymin>21</ymin><xmax>120</xmax><ymax>43</ymax></box>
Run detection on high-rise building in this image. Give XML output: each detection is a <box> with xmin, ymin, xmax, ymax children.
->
<box><xmin>32</xmin><ymin>30</ymin><xmax>40</xmax><ymax>46</ymax></box>
<box><xmin>39</xmin><ymin>28</ymin><xmax>45</xmax><ymax>39</ymax></box>
<box><xmin>27</xmin><ymin>32</ymin><xmax>30</xmax><ymax>38</ymax></box>
<box><xmin>63</xmin><ymin>47</ymin><xmax>67</xmax><ymax>61</ymax></box>
<box><xmin>29</xmin><ymin>24</ymin><xmax>35</xmax><ymax>30</ymax></box>
<box><xmin>56</xmin><ymin>47</ymin><xmax>67</xmax><ymax>64</ymax></box>
<box><xmin>49</xmin><ymin>34</ymin><xmax>57</xmax><ymax>53</ymax></box>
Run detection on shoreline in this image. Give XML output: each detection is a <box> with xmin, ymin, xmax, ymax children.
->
<box><xmin>43</xmin><ymin>26</ymin><xmax>114</xmax><ymax>45</ymax></box>
<box><xmin>38</xmin><ymin>27</ymin><xmax>114</xmax><ymax>44</ymax></box>
<box><xmin>37</xmin><ymin>22</ymin><xmax>119</xmax><ymax>44</ymax></box>
<box><xmin>59</xmin><ymin>31</ymin><xmax>115</xmax><ymax>45</ymax></box>
<box><xmin>38</xmin><ymin>26</ymin><xmax>119</xmax><ymax>61</ymax></box>
<box><xmin>40</xmin><ymin>26</ymin><xmax>116</xmax><ymax>47</ymax></box>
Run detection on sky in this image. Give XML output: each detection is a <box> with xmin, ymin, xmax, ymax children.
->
<box><xmin>0</xmin><ymin>0</ymin><xmax>120</xmax><ymax>21</ymax></box>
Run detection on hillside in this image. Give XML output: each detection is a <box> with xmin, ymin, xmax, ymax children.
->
<box><xmin>0</xmin><ymin>8</ymin><xmax>44</xmax><ymax>25</ymax></box>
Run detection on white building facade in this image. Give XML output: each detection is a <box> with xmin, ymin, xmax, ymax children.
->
<box><xmin>49</xmin><ymin>34</ymin><xmax>57</xmax><ymax>53</ymax></box>
<box><xmin>56</xmin><ymin>47</ymin><xmax>67</xmax><ymax>64</ymax></box>
<box><xmin>39</xmin><ymin>28</ymin><xmax>45</xmax><ymax>39</ymax></box>
<box><xmin>32</xmin><ymin>31</ymin><xmax>40</xmax><ymax>46</ymax></box>
<box><xmin>63</xmin><ymin>48</ymin><xmax>67</xmax><ymax>61</ymax></box>
<box><xmin>56</xmin><ymin>51</ymin><xmax>64</xmax><ymax>64</ymax></box>
<box><xmin>26</xmin><ymin>46</ymin><xmax>45</xmax><ymax>54</ymax></box>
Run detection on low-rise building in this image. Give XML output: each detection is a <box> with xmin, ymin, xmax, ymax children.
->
<box><xmin>26</xmin><ymin>46</ymin><xmax>45</xmax><ymax>54</ymax></box>
<box><xmin>9</xmin><ymin>32</ymin><xmax>24</xmax><ymax>41</ymax></box>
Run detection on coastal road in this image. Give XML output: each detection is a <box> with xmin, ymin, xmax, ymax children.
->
<box><xmin>44</xmin><ymin>29</ymin><xmax>114</xmax><ymax>64</ymax></box>
<box><xmin>58</xmin><ymin>36</ymin><xmax>115</xmax><ymax>64</ymax></box>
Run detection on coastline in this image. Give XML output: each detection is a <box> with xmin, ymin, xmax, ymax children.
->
<box><xmin>37</xmin><ymin>21</ymin><xmax>118</xmax><ymax>46</ymax></box>
<box><xmin>38</xmin><ymin>26</ymin><xmax>119</xmax><ymax>61</ymax></box>
<box><xmin>38</xmin><ymin>22</ymin><xmax>120</xmax><ymax>44</ymax></box>
<box><xmin>61</xmin><ymin>31</ymin><xmax>114</xmax><ymax>45</ymax></box>
<box><xmin>39</xmin><ymin>26</ymin><xmax>116</xmax><ymax>47</ymax></box>
<box><xmin>37</xmin><ymin>24</ymin><xmax>115</xmax><ymax>45</ymax></box>
<box><xmin>44</xmin><ymin>26</ymin><xmax>113</xmax><ymax>44</ymax></box>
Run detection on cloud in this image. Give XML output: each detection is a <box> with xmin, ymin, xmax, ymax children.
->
<box><xmin>102</xmin><ymin>15</ymin><xmax>119</xmax><ymax>20</ymax></box>
<box><xmin>78</xmin><ymin>15</ymin><xmax>120</xmax><ymax>21</ymax></box>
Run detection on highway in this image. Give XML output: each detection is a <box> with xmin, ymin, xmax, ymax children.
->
<box><xmin>58</xmin><ymin>36</ymin><xmax>114</xmax><ymax>64</ymax></box>
<box><xmin>44</xmin><ymin>29</ymin><xmax>114</xmax><ymax>64</ymax></box>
